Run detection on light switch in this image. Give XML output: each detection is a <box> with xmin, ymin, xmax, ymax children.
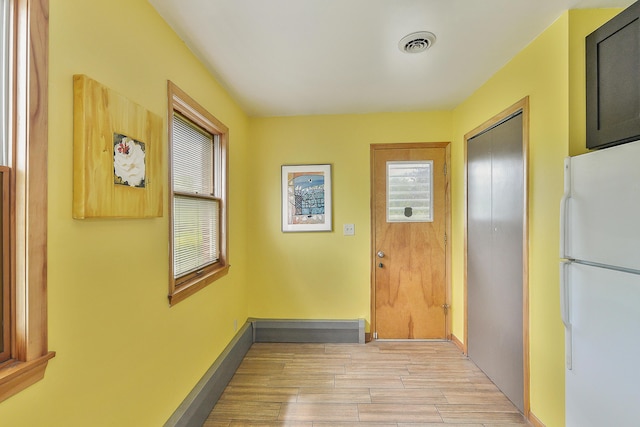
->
<box><xmin>343</xmin><ymin>223</ymin><xmax>355</xmax><ymax>236</ymax></box>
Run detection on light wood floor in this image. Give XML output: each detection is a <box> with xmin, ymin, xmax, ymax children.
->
<box><xmin>204</xmin><ymin>341</ymin><xmax>531</xmax><ymax>426</ymax></box>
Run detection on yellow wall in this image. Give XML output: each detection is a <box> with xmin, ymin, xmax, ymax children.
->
<box><xmin>0</xmin><ymin>0</ymin><xmax>250</xmax><ymax>425</ymax></box>
<box><xmin>247</xmin><ymin>112</ymin><xmax>452</xmax><ymax>323</ymax></box>
<box><xmin>450</xmin><ymin>10</ymin><xmax>621</xmax><ymax>426</ymax></box>
<box><xmin>452</xmin><ymin>14</ymin><xmax>570</xmax><ymax>426</ymax></box>
<box><xmin>0</xmin><ymin>1</ymin><xmax>624</xmax><ymax>426</ymax></box>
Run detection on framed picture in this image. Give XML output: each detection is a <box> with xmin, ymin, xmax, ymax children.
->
<box><xmin>281</xmin><ymin>164</ymin><xmax>332</xmax><ymax>232</ymax></box>
<box><xmin>73</xmin><ymin>75</ymin><xmax>162</xmax><ymax>219</ymax></box>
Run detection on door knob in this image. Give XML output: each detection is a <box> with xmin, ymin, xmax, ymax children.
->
<box><xmin>377</xmin><ymin>251</ymin><xmax>385</xmax><ymax>258</ymax></box>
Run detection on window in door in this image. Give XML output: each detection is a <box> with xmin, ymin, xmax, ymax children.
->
<box><xmin>386</xmin><ymin>160</ymin><xmax>433</xmax><ymax>222</ymax></box>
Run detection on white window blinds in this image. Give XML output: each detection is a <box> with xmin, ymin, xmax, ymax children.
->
<box><xmin>386</xmin><ymin>160</ymin><xmax>434</xmax><ymax>222</ymax></box>
<box><xmin>172</xmin><ymin>114</ymin><xmax>219</xmax><ymax>278</ymax></box>
<box><xmin>173</xmin><ymin>114</ymin><xmax>214</xmax><ymax>195</ymax></box>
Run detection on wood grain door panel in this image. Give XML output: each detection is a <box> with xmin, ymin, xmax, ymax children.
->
<box><xmin>372</xmin><ymin>146</ymin><xmax>447</xmax><ymax>339</ymax></box>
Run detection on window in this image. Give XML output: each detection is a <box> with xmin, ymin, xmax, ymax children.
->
<box><xmin>167</xmin><ymin>82</ymin><xmax>228</xmax><ymax>305</ymax></box>
<box><xmin>386</xmin><ymin>161</ymin><xmax>434</xmax><ymax>222</ymax></box>
<box><xmin>0</xmin><ymin>0</ymin><xmax>54</xmax><ymax>402</ymax></box>
<box><xmin>0</xmin><ymin>167</ymin><xmax>8</xmax><ymax>362</ymax></box>
<box><xmin>0</xmin><ymin>0</ymin><xmax>10</xmax><ymax>363</ymax></box>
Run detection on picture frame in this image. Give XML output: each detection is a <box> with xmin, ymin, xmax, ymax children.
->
<box><xmin>73</xmin><ymin>75</ymin><xmax>163</xmax><ymax>219</ymax></box>
<box><xmin>281</xmin><ymin>164</ymin><xmax>332</xmax><ymax>232</ymax></box>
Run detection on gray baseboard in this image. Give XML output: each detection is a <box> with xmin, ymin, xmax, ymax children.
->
<box><xmin>252</xmin><ymin>318</ymin><xmax>365</xmax><ymax>344</ymax></box>
<box><xmin>165</xmin><ymin>318</ymin><xmax>364</xmax><ymax>427</ymax></box>
<box><xmin>164</xmin><ymin>321</ymin><xmax>253</xmax><ymax>427</ymax></box>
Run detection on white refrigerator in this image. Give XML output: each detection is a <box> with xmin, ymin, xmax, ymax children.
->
<box><xmin>560</xmin><ymin>140</ymin><xmax>640</xmax><ymax>427</ymax></box>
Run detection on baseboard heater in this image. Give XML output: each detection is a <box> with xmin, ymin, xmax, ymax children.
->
<box><xmin>165</xmin><ymin>318</ymin><xmax>365</xmax><ymax>427</ymax></box>
<box><xmin>252</xmin><ymin>318</ymin><xmax>365</xmax><ymax>344</ymax></box>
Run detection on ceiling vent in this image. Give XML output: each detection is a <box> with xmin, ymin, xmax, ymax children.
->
<box><xmin>399</xmin><ymin>31</ymin><xmax>436</xmax><ymax>54</ymax></box>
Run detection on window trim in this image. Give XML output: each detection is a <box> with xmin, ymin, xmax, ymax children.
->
<box><xmin>0</xmin><ymin>166</ymin><xmax>9</xmax><ymax>362</ymax></box>
<box><xmin>167</xmin><ymin>81</ymin><xmax>229</xmax><ymax>306</ymax></box>
<box><xmin>0</xmin><ymin>0</ymin><xmax>54</xmax><ymax>402</ymax></box>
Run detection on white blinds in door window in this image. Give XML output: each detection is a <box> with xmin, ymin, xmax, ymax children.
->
<box><xmin>172</xmin><ymin>113</ymin><xmax>220</xmax><ymax>278</ymax></box>
<box><xmin>386</xmin><ymin>160</ymin><xmax>433</xmax><ymax>222</ymax></box>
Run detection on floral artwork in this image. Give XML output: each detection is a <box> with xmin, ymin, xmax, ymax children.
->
<box><xmin>281</xmin><ymin>164</ymin><xmax>332</xmax><ymax>232</ymax></box>
<box><xmin>73</xmin><ymin>75</ymin><xmax>162</xmax><ymax>218</ymax></box>
<box><xmin>113</xmin><ymin>133</ymin><xmax>146</xmax><ymax>188</ymax></box>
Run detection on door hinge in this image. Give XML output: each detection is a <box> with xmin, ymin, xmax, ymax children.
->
<box><xmin>442</xmin><ymin>304</ymin><xmax>450</xmax><ymax>315</ymax></box>
<box><xmin>444</xmin><ymin>162</ymin><xmax>447</xmax><ymax>176</ymax></box>
<box><xmin>373</xmin><ymin>332</ymin><xmax>378</xmax><ymax>340</ymax></box>
<box><xmin>444</xmin><ymin>232</ymin><xmax>447</xmax><ymax>246</ymax></box>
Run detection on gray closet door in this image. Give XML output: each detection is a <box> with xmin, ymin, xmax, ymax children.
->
<box><xmin>467</xmin><ymin>112</ymin><xmax>524</xmax><ymax>412</ymax></box>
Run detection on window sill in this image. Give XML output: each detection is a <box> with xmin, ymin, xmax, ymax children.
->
<box><xmin>169</xmin><ymin>264</ymin><xmax>230</xmax><ymax>306</ymax></box>
<box><xmin>0</xmin><ymin>351</ymin><xmax>55</xmax><ymax>402</ymax></box>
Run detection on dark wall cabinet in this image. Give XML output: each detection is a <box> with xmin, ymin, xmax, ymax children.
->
<box><xmin>586</xmin><ymin>1</ymin><xmax>640</xmax><ymax>150</ymax></box>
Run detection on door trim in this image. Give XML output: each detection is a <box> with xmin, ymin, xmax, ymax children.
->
<box><xmin>463</xmin><ymin>97</ymin><xmax>530</xmax><ymax>417</ymax></box>
<box><xmin>369</xmin><ymin>142</ymin><xmax>452</xmax><ymax>341</ymax></box>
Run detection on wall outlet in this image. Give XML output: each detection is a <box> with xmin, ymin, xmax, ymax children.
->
<box><xmin>343</xmin><ymin>223</ymin><xmax>355</xmax><ymax>236</ymax></box>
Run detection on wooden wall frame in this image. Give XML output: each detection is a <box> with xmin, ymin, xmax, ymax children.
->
<box><xmin>73</xmin><ymin>75</ymin><xmax>162</xmax><ymax>219</ymax></box>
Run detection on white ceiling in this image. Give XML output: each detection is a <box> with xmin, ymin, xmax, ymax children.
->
<box><xmin>149</xmin><ymin>0</ymin><xmax>634</xmax><ymax>117</ymax></box>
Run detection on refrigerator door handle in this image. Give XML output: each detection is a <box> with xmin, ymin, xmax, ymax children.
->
<box><xmin>560</xmin><ymin>157</ymin><xmax>571</xmax><ymax>259</ymax></box>
<box><xmin>560</xmin><ymin>261</ymin><xmax>573</xmax><ymax>370</ymax></box>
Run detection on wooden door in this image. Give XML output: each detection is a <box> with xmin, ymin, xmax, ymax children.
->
<box><xmin>371</xmin><ymin>144</ymin><xmax>448</xmax><ymax>339</ymax></box>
